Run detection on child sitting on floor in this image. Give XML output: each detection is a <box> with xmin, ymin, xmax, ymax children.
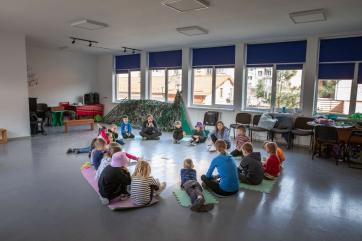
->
<box><xmin>238</xmin><ymin>143</ymin><xmax>264</xmax><ymax>185</ymax></box>
<box><xmin>208</xmin><ymin>121</ymin><xmax>231</xmax><ymax>152</ymax></box>
<box><xmin>263</xmin><ymin>141</ymin><xmax>285</xmax><ymax>164</ymax></box>
<box><xmin>131</xmin><ymin>160</ymin><xmax>166</xmax><ymax>206</ymax></box>
<box><xmin>189</xmin><ymin>122</ymin><xmax>207</xmax><ymax>146</ymax></box>
<box><xmin>139</xmin><ymin>114</ymin><xmax>162</xmax><ymax>140</ymax></box>
<box><xmin>201</xmin><ymin>140</ymin><xmax>239</xmax><ymax>197</ymax></box>
<box><xmin>181</xmin><ymin>159</ymin><xmax>214</xmax><ymax>212</ymax></box>
<box><xmin>95</xmin><ymin>142</ymin><xmax>122</xmax><ymax>180</ymax></box>
<box><xmin>90</xmin><ymin>138</ymin><xmax>107</xmax><ymax>170</ymax></box>
<box><xmin>98</xmin><ymin>152</ymin><xmax>131</xmax><ymax>205</ymax></box>
<box><xmin>230</xmin><ymin>125</ymin><xmax>250</xmax><ymax>157</ymax></box>
<box><xmin>173</xmin><ymin>121</ymin><xmax>185</xmax><ymax>144</ymax></box>
<box><xmin>263</xmin><ymin>142</ymin><xmax>281</xmax><ymax>180</ymax></box>
<box><xmin>67</xmin><ymin>138</ymin><xmax>97</xmax><ymax>155</ymax></box>
<box><xmin>108</xmin><ymin>124</ymin><xmax>125</xmax><ymax>145</ymax></box>
<box><xmin>120</xmin><ymin>115</ymin><xmax>135</xmax><ymax>139</ymax></box>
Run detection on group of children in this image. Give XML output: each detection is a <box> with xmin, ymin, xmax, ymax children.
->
<box><xmin>74</xmin><ymin>113</ymin><xmax>285</xmax><ymax>212</ymax></box>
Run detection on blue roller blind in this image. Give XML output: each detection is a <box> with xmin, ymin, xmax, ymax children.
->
<box><xmin>276</xmin><ymin>64</ymin><xmax>304</xmax><ymax>70</ymax></box>
<box><xmin>115</xmin><ymin>54</ymin><xmax>140</xmax><ymax>71</ymax></box>
<box><xmin>149</xmin><ymin>50</ymin><xmax>182</xmax><ymax>68</ymax></box>
<box><xmin>192</xmin><ymin>46</ymin><xmax>235</xmax><ymax>67</ymax></box>
<box><xmin>358</xmin><ymin>63</ymin><xmax>362</xmax><ymax>84</ymax></box>
<box><xmin>319</xmin><ymin>36</ymin><xmax>362</xmax><ymax>62</ymax></box>
<box><xmin>318</xmin><ymin>63</ymin><xmax>355</xmax><ymax>80</ymax></box>
<box><xmin>247</xmin><ymin>40</ymin><xmax>307</xmax><ymax>65</ymax></box>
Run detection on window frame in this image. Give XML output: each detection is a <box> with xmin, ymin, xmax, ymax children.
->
<box><xmin>191</xmin><ymin>65</ymin><xmax>236</xmax><ymax>109</ymax></box>
<box><xmin>113</xmin><ymin>69</ymin><xmax>141</xmax><ymax>102</ymax></box>
<box><xmin>149</xmin><ymin>68</ymin><xmax>182</xmax><ymax>102</ymax></box>
<box><xmin>243</xmin><ymin>63</ymin><xmax>304</xmax><ymax>112</ymax></box>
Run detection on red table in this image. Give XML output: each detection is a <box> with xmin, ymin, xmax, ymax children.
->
<box><xmin>75</xmin><ymin>104</ymin><xmax>104</xmax><ymax>118</ymax></box>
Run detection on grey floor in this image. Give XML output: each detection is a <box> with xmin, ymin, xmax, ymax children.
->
<box><xmin>0</xmin><ymin>125</ymin><xmax>362</xmax><ymax>241</ymax></box>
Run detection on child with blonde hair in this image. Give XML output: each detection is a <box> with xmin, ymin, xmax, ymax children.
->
<box><xmin>173</xmin><ymin>120</ymin><xmax>185</xmax><ymax>144</ymax></box>
<box><xmin>263</xmin><ymin>142</ymin><xmax>281</xmax><ymax>179</ymax></box>
<box><xmin>181</xmin><ymin>159</ymin><xmax>214</xmax><ymax>212</ymax></box>
<box><xmin>131</xmin><ymin>160</ymin><xmax>166</xmax><ymax>205</ymax></box>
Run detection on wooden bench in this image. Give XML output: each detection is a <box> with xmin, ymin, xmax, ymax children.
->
<box><xmin>64</xmin><ymin>119</ymin><xmax>94</xmax><ymax>133</ymax></box>
<box><xmin>0</xmin><ymin>128</ymin><xmax>8</xmax><ymax>144</ymax></box>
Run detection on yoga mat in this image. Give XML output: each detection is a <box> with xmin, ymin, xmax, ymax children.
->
<box><xmin>81</xmin><ymin>166</ymin><xmax>159</xmax><ymax>210</ymax></box>
<box><xmin>173</xmin><ymin>189</ymin><xmax>219</xmax><ymax>207</ymax></box>
<box><xmin>239</xmin><ymin>179</ymin><xmax>276</xmax><ymax>194</ymax></box>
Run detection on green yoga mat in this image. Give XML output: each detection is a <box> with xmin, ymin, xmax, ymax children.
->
<box><xmin>239</xmin><ymin>179</ymin><xmax>276</xmax><ymax>194</ymax></box>
<box><xmin>173</xmin><ymin>189</ymin><xmax>219</xmax><ymax>207</ymax></box>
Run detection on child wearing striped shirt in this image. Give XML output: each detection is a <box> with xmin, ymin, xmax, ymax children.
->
<box><xmin>131</xmin><ymin>160</ymin><xmax>166</xmax><ymax>206</ymax></box>
<box><xmin>230</xmin><ymin>125</ymin><xmax>250</xmax><ymax>157</ymax></box>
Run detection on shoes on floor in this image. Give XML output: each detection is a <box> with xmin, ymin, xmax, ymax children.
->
<box><xmin>66</xmin><ymin>148</ymin><xmax>73</xmax><ymax>154</ymax></box>
<box><xmin>199</xmin><ymin>204</ymin><xmax>214</xmax><ymax>212</ymax></box>
<box><xmin>99</xmin><ymin>196</ymin><xmax>109</xmax><ymax>205</ymax></box>
<box><xmin>74</xmin><ymin>149</ymin><xmax>79</xmax><ymax>154</ymax></box>
<box><xmin>190</xmin><ymin>196</ymin><xmax>205</xmax><ymax>212</ymax></box>
<box><xmin>208</xmin><ymin>145</ymin><xmax>216</xmax><ymax>152</ymax></box>
<box><xmin>152</xmin><ymin>136</ymin><xmax>160</xmax><ymax>140</ymax></box>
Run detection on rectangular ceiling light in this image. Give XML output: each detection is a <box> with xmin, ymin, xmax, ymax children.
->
<box><xmin>162</xmin><ymin>0</ymin><xmax>209</xmax><ymax>12</ymax></box>
<box><xmin>176</xmin><ymin>26</ymin><xmax>208</xmax><ymax>36</ymax></box>
<box><xmin>70</xmin><ymin>19</ymin><xmax>108</xmax><ymax>30</ymax></box>
<box><xmin>289</xmin><ymin>9</ymin><xmax>326</xmax><ymax>24</ymax></box>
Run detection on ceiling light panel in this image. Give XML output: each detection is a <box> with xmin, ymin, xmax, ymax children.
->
<box><xmin>289</xmin><ymin>9</ymin><xmax>326</xmax><ymax>24</ymax></box>
<box><xmin>70</xmin><ymin>19</ymin><xmax>108</xmax><ymax>30</ymax></box>
<box><xmin>176</xmin><ymin>26</ymin><xmax>208</xmax><ymax>36</ymax></box>
<box><xmin>162</xmin><ymin>0</ymin><xmax>209</xmax><ymax>12</ymax></box>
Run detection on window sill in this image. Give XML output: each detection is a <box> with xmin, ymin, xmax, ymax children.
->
<box><xmin>188</xmin><ymin>105</ymin><xmax>235</xmax><ymax>112</ymax></box>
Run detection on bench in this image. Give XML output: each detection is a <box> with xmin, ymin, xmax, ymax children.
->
<box><xmin>64</xmin><ymin>119</ymin><xmax>94</xmax><ymax>133</ymax></box>
<box><xmin>0</xmin><ymin>128</ymin><xmax>8</xmax><ymax>144</ymax></box>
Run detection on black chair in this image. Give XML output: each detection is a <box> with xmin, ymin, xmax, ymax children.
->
<box><xmin>291</xmin><ymin>117</ymin><xmax>314</xmax><ymax>150</ymax></box>
<box><xmin>346</xmin><ymin>130</ymin><xmax>362</xmax><ymax>169</ymax></box>
<box><xmin>230</xmin><ymin>113</ymin><xmax>251</xmax><ymax>139</ymax></box>
<box><xmin>270</xmin><ymin>115</ymin><xmax>293</xmax><ymax>149</ymax></box>
<box><xmin>34</xmin><ymin>103</ymin><xmax>49</xmax><ymax>135</ymax></box>
<box><xmin>248</xmin><ymin>114</ymin><xmax>269</xmax><ymax>142</ymax></box>
<box><xmin>203</xmin><ymin>111</ymin><xmax>220</xmax><ymax>127</ymax></box>
<box><xmin>312</xmin><ymin>125</ymin><xmax>342</xmax><ymax>164</ymax></box>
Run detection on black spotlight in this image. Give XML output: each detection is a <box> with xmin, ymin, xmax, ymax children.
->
<box><xmin>123</xmin><ymin>47</ymin><xmax>127</xmax><ymax>53</ymax></box>
<box><xmin>71</xmin><ymin>39</ymin><xmax>75</xmax><ymax>44</ymax></box>
<box><xmin>89</xmin><ymin>42</ymin><xmax>92</xmax><ymax>47</ymax></box>
<box><xmin>132</xmin><ymin>49</ymin><xmax>135</xmax><ymax>54</ymax></box>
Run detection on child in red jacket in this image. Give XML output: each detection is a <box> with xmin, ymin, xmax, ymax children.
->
<box><xmin>263</xmin><ymin>142</ymin><xmax>281</xmax><ymax>180</ymax></box>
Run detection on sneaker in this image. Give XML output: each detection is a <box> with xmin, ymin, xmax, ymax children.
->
<box><xmin>66</xmin><ymin>148</ymin><xmax>73</xmax><ymax>154</ymax></box>
<box><xmin>190</xmin><ymin>196</ymin><xmax>205</xmax><ymax>212</ymax></box>
<box><xmin>208</xmin><ymin>145</ymin><xmax>216</xmax><ymax>152</ymax></box>
<box><xmin>74</xmin><ymin>149</ymin><xmax>79</xmax><ymax>154</ymax></box>
<box><xmin>199</xmin><ymin>204</ymin><xmax>214</xmax><ymax>212</ymax></box>
<box><xmin>142</xmin><ymin>137</ymin><xmax>148</xmax><ymax>140</ymax></box>
<box><xmin>99</xmin><ymin>196</ymin><xmax>109</xmax><ymax>205</ymax></box>
<box><xmin>152</xmin><ymin>136</ymin><xmax>160</xmax><ymax>140</ymax></box>
<box><xmin>191</xmin><ymin>142</ymin><xmax>197</xmax><ymax>146</ymax></box>
<box><xmin>173</xmin><ymin>140</ymin><xmax>177</xmax><ymax>144</ymax></box>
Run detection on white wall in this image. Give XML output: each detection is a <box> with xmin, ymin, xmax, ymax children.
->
<box><xmin>96</xmin><ymin>54</ymin><xmax>116</xmax><ymax>114</ymax></box>
<box><xmin>26</xmin><ymin>45</ymin><xmax>97</xmax><ymax>106</ymax></box>
<box><xmin>0</xmin><ymin>31</ymin><xmax>30</xmax><ymax>138</ymax></box>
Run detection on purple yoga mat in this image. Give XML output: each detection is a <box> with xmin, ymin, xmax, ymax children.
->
<box><xmin>81</xmin><ymin>167</ymin><xmax>159</xmax><ymax>210</ymax></box>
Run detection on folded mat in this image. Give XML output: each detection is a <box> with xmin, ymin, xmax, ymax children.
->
<box><xmin>81</xmin><ymin>166</ymin><xmax>159</xmax><ymax>210</ymax></box>
<box><xmin>173</xmin><ymin>189</ymin><xmax>219</xmax><ymax>207</ymax></box>
<box><xmin>239</xmin><ymin>179</ymin><xmax>276</xmax><ymax>194</ymax></box>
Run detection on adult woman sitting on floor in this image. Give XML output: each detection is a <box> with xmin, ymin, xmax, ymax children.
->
<box><xmin>139</xmin><ymin>114</ymin><xmax>162</xmax><ymax>140</ymax></box>
<box><xmin>208</xmin><ymin>121</ymin><xmax>231</xmax><ymax>152</ymax></box>
<box><xmin>201</xmin><ymin>140</ymin><xmax>239</xmax><ymax>197</ymax></box>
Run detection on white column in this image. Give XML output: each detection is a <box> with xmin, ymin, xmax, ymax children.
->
<box><xmin>140</xmin><ymin>51</ymin><xmax>148</xmax><ymax>99</ymax></box>
<box><xmin>182</xmin><ymin>47</ymin><xmax>191</xmax><ymax>105</ymax></box>
<box><xmin>234</xmin><ymin>42</ymin><xmax>244</xmax><ymax>111</ymax></box>
<box><xmin>349</xmin><ymin>63</ymin><xmax>359</xmax><ymax>114</ymax></box>
<box><xmin>302</xmin><ymin>37</ymin><xmax>319</xmax><ymax>116</ymax></box>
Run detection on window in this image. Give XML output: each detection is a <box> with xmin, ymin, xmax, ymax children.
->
<box><xmin>275</xmin><ymin>69</ymin><xmax>302</xmax><ymax>110</ymax></box>
<box><xmin>246</xmin><ymin>67</ymin><xmax>273</xmax><ymax>110</ymax></box>
<box><xmin>150</xmin><ymin>69</ymin><xmax>182</xmax><ymax>102</ymax></box>
<box><xmin>317</xmin><ymin>79</ymin><xmax>352</xmax><ymax>115</ymax></box>
<box><xmin>192</xmin><ymin>68</ymin><xmax>213</xmax><ymax>105</ymax></box>
<box><xmin>150</xmin><ymin>69</ymin><xmax>166</xmax><ymax>101</ymax></box>
<box><xmin>356</xmin><ymin>84</ymin><xmax>362</xmax><ymax>113</ymax></box>
<box><xmin>116</xmin><ymin>73</ymin><xmax>129</xmax><ymax>100</ymax></box>
<box><xmin>215</xmin><ymin>68</ymin><xmax>234</xmax><ymax>105</ymax></box>
<box><xmin>130</xmin><ymin>71</ymin><xmax>141</xmax><ymax>99</ymax></box>
<box><xmin>115</xmin><ymin>71</ymin><xmax>141</xmax><ymax>101</ymax></box>
<box><xmin>167</xmin><ymin>69</ymin><xmax>182</xmax><ymax>102</ymax></box>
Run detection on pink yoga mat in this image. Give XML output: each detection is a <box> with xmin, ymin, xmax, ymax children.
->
<box><xmin>81</xmin><ymin>167</ymin><xmax>159</xmax><ymax>210</ymax></box>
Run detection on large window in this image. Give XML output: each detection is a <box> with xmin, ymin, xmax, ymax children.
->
<box><xmin>150</xmin><ymin>69</ymin><xmax>182</xmax><ymax>102</ymax></box>
<box><xmin>275</xmin><ymin>69</ymin><xmax>302</xmax><ymax>110</ymax></box>
<box><xmin>193</xmin><ymin>68</ymin><xmax>213</xmax><ymax>105</ymax></box>
<box><xmin>115</xmin><ymin>70</ymin><xmax>141</xmax><ymax>101</ymax></box>
<box><xmin>317</xmin><ymin>79</ymin><xmax>352</xmax><ymax>115</ymax></box>
<box><xmin>215</xmin><ymin>68</ymin><xmax>234</xmax><ymax>105</ymax></box>
<box><xmin>246</xmin><ymin>67</ymin><xmax>273</xmax><ymax>110</ymax></box>
<box><xmin>356</xmin><ymin>84</ymin><xmax>362</xmax><ymax>113</ymax></box>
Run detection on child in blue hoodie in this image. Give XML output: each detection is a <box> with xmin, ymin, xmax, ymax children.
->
<box><xmin>201</xmin><ymin>140</ymin><xmax>239</xmax><ymax>196</ymax></box>
<box><xmin>120</xmin><ymin>115</ymin><xmax>135</xmax><ymax>139</ymax></box>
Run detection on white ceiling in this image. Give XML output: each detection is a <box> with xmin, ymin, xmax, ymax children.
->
<box><xmin>0</xmin><ymin>0</ymin><xmax>361</xmax><ymax>54</ymax></box>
